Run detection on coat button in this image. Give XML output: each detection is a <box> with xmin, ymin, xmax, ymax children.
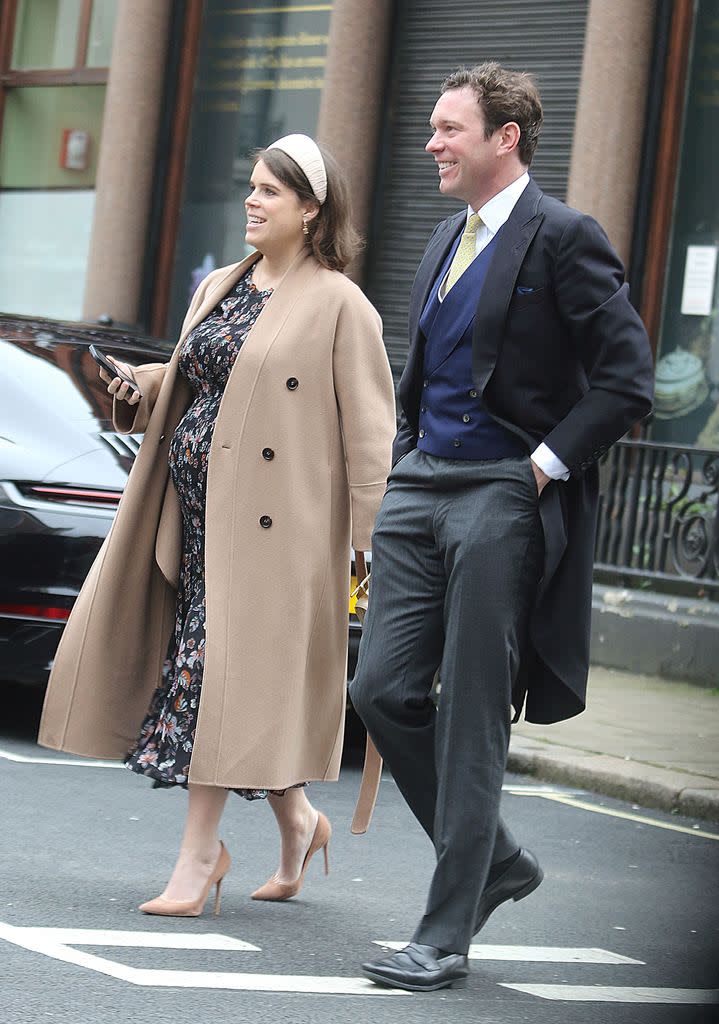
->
<box><xmin>419</xmin><ymin>429</ymin><xmax>425</xmax><ymax>438</ymax></box>
<box><xmin>423</xmin><ymin>379</ymin><xmax>429</xmax><ymax>388</ymax></box>
<box><xmin>259</xmin><ymin>515</ymin><xmax>272</xmax><ymax>528</ymax></box>
<box><xmin>421</xmin><ymin>406</ymin><xmax>426</xmax><ymax>413</ymax></box>
<box><xmin>468</xmin><ymin>389</ymin><xmax>478</xmax><ymax>399</ymax></box>
<box><xmin>286</xmin><ymin>377</ymin><xmax>299</xmax><ymax>390</ymax></box>
<box><xmin>462</xmin><ymin>414</ymin><xmax>470</xmax><ymax>423</ymax></box>
<box><xmin>452</xmin><ymin>438</ymin><xmax>461</xmax><ymax>447</ymax></box>
<box><xmin>262</xmin><ymin>448</ymin><xmax>274</xmax><ymax>460</ymax></box>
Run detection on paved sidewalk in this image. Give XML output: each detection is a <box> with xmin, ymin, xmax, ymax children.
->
<box><xmin>508</xmin><ymin>666</ymin><xmax>719</xmax><ymax>823</ymax></box>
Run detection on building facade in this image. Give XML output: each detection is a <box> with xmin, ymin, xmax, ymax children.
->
<box><xmin>1</xmin><ymin>2</ymin><xmax>717</xmax><ymax>592</ymax></box>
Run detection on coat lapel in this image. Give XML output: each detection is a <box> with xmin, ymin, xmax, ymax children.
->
<box><xmin>400</xmin><ymin>212</ymin><xmax>464</xmax><ymax>418</ymax></box>
<box><xmin>232</xmin><ymin>247</ymin><xmax>320</xmax><ymax>364</ymax></box>
<box><xmin>408</xmin><ymin>212</ymin><xmax>465</xmax><ymax>344</ymax></box>
<box><xmin>179</xmin><ymin>248</ymin><xmax>320</xmax><ymax>383</ymax></box>
<box><xmin>471</xmin><ymin>178</ymin><xmax>544</xmax><ymax>393</ymax></box>
<box><xmin>151</xmin><ymin>248</ymin><xmax>319</xmax><ymax>587</ymax></box>
<box><xmin>138</xmin><ymin>258</ymin><xmax>262</xmax><ymax>454</ymax></box>
<box><xmin>180</xmin><ymin>252</ymin><xmax>262</xmax><ymax>344</ymax></box>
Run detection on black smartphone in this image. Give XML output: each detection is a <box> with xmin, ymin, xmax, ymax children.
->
<box><xmin>89</xmin><ymin>344</ymin><xmax>142</xmax><ymax>397</ymax></box>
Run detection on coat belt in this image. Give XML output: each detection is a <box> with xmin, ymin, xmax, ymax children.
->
<box><xmin>351</xmin><ymin>733</ymin><xmax>383</xmax><ymax>834</ymax></box>
<box><xmin>349</xmin><ymin>549</ymin><xmax>383</xmax><ymax>834</ymax></box>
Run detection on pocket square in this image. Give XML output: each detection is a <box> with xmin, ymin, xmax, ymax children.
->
<box><xmin>515</xmin><ymin>285</ymin><xmax>536</xmax><ymax>295</ymax></box>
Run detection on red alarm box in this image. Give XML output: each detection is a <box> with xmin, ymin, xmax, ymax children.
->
<box><xmin>59</xmin><ymin>129</ymin><xmax>90</xmax><ymax>171</ymax></box>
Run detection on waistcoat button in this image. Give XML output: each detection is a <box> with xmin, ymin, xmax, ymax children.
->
<box><xmin>468</xmin><ymin>389</ymin><xmax>478</xmax><ymax>399</ymax></box>
<box><xmin>259</xmin><ymin>515</ymin><xmax>272</xmax><ymax>528</ymax></box>
<box><xmin>286</xmin><ymin>377</ymin><xmax>299</xmax><ymax>390</ymax></box>
<box><xmin>452</xmin><ymin>439</ymin><xmax>461</xmax><ymax>447</ymax></box>
<box><xmin>462</xmin><ymin>414</ymin><xmax>470</xmax><ymax>423</ymax></box>
<box><xmin>262</xmin><ymin>448</ymin><xmax>274</xmax><ymax>460</ymax></box>
<box><xmin>419</xmin><ymin>429</ymin><xmax>425</xmax><ymax>438</ymax></box>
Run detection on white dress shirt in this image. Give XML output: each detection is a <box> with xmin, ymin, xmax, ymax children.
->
<box><xmin>438</xmin><ymin>171</ymin><xmax>569</xmax><ymax>481</ymax></box>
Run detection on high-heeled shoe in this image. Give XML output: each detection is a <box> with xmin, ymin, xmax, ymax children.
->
<box><xmin>251</xmin><ymin>811</ymin><xmax>331</xmax><ymax>901</ymax></box>
<box><xmin>138</xmin><ymin>840</ymin><xmax>231</xmax><ymax>917</ymax></box>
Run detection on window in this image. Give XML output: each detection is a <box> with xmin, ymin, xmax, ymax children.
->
<box><xmin>0</xmin><ymin>0</ymin><xmax>118</xmax><ymax>319</ymax></box>
<box><xmin>652</xmin><ymin>0</ymin><xmax>719</xmax><ymax>449</ymax></box>
<box><xmin>164</xmin><ymin>0</ymin><xmax>332</xmax><ymax>336</ymax></box>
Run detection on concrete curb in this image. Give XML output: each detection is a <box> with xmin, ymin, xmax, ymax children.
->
<box><xmin>507</xmin><ymin>735</ymin><xmax>719</xmax><ymax>824</ymax></box>
<box><xmin>590</xmin><ymin>585</ymin><xmax>719</xmax><ymax>687</ymax></box>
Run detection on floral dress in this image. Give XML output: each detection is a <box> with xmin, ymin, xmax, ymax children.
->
<box><xmin>125</xmin><ymin>269</ymin><xmax>299</xmax><ymax>800</ymax></box>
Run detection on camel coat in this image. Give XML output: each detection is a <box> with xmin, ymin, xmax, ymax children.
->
<box><xmin>39</xmin><ymin>249</ymin><xmax>396</xmax><ymax>789</ymax></box>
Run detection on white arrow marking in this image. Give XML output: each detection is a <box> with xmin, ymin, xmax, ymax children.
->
<box><xmin>373</xmin><ymin>942</ymin><xmax>643</xmax><ymax>964</ymax></box>
<box><xmin>0</xmin><ymin>922</ymin><xmax>407</xmax><ymax>997</ymax></box>
<box><xmin>501</xmin><ymin>984</ymin><xmax>719</xmax><ymax>1004</ymax></box>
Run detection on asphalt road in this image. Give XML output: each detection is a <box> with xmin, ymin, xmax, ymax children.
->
<box><xmin>1</xmin><ymin>683</ymin><xmax>718</xmax><ymax>1024</ymax></box>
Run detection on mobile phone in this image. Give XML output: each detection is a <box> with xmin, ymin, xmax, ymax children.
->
<box><xmin>89</xmin><ymin>344</ymin><xmax>142</xmax><ymax>397</ymax></box>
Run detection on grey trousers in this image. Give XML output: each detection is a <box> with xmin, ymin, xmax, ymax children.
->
<box><xmin>349</xmin><ymin>449</ymin><xmax>544</xmax><ymax>954</ymax></box>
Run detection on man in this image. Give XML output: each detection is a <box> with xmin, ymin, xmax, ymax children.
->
<box><xmin>350</xmin><ymin>63</ymin><xmax>653</xmax><ymax>992</ymax></box>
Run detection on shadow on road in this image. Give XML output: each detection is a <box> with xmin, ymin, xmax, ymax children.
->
<box><xmin>1</xmin><ymin>682</ymin><xmax>45</xmax><ymax>742</ymax></box>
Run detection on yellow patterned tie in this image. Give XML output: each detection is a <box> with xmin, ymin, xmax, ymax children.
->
<box><xmin>445</xmin><ymin>212</ymin><xmax>483</xmax><ymax>292</ymax></box>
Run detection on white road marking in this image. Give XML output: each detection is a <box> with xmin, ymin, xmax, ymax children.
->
<box><xmin>0</xmin><ymin>747</ymin><xmax>121</xmax><ymax>768</ymax></box>
<box><xmin>502</xmin><ymin>784</ymin><xmax>583</xmax><ymax>795</ymax></box>
<box><xmin>373</xmin><ymin>942</ymin><xmax>643</xmax><ymax>964</ymax></box>
<box><xmin>0</xmin><ymin>922</ymin><xmax>407</xmax><ymax>997</ymax></box>
<box><xmin>8</xmin><ymin>927</ymin><xmax>259</xmax><ymax>950</ymax></box>
<box><xmin>518</xmin><ymin>791</ymin><xmax>719</xmax><ymax>841</ymax></box>
<box><xmin>501</xmin><ymin>984</ymin><xmax>719</xmax><ymax>1004</ymax></box>
<box><xmin>97</xmin><ymin>967</ymin><xmax>405</xmax><ymax>995</ymax></box>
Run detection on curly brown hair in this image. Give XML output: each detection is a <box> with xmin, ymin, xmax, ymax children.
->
<box><xmin>253</xmin><ymin>145</ymin><xmax>363</xmax><ymax>272</ymax></box>
<box><xmin>441</xmin><ymin>62</ymin><xmax>543</xmax><ymax>166</ymax></box>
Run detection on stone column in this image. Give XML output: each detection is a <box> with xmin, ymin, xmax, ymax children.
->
<box><xmin>316</xmin><ymin>0</ymin><xmax>394</xmax><ymax>281</ymax></box>
<box><xmin>82</xmin><ymin>0</ymin><xmax>172</xmax><ymax>324</ymax></box>
<box><xmin>566</xmin><ymin>0</ymin><xmax>656</xmax><ymax>267</ymax></box>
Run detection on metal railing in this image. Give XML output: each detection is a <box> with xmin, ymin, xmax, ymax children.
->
<box><xmin>595</xmin><ymin>438</ymin><xmax>719</xmax><ymax>596</ymax></box>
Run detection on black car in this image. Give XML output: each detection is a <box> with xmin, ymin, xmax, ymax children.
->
<box><xmin>0</xmin><ymin>314</ymin><xmax>364</xmax><ymax>692</ymax></box>
<box><xmin>0</xmin><ymin>314</ymin><xmax>174</xmax><ymax>689</ymax></box>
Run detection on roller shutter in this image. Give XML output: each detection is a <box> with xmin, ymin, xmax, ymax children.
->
<box><xmin>366</xmin><ymin>0</ymin><xmax>589</xmax><ymax>376</ymax></box>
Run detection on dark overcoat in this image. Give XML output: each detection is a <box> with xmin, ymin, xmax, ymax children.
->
<box><xmin>393</xmin><ymin>178</ymin><xmax>654</xmax><ymax>724</ymax></box>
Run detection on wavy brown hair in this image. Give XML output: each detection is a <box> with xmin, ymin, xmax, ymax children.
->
<box><xmin>253</xmin><ymin>144</ymin><xmax>362</xmax><ymax>272</ymax></box>
<box><xmin>442</xmin><ymin>62</ymin><xmax>543</xmax><ymax>167</ymax></box>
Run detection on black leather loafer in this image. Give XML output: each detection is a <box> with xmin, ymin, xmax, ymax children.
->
<box><xmin>362</xmin><ymin>942</ymin><xmax>469</xmax><ymax>992</ymax></box>
<box><xmin>474</xmin><ymin>847</ymin><xmax>543</xmax><ymax>935</ymax></box>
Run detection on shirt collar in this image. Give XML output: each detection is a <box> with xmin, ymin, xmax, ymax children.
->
<box><xmin>467</xmin><ymin>171</ymin><xmax>530</xmax><ymax>236</ymax></box>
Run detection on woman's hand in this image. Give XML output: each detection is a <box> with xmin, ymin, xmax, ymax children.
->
<box><xmin>98</xmin><ymin>357</ymin><xmax>140</xmax><ymax>406</ymax></box>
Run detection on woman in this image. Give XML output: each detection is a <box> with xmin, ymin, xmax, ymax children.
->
<box><xmin>38</xmin><ymin>134</ymin><xmax>396</xmax><ymax>917</ymax></box>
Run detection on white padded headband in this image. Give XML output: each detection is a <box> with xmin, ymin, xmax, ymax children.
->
<box><xmin>266</xmin><ymin>133</ymin><xmax>327</xmax><ymax>204</ymax></box>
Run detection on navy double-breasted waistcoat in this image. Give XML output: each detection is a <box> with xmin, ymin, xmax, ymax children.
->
<box><xmin>417</xmin><ymin>229</ymin><xmax>525</xmax><ymax>461</ymax></box>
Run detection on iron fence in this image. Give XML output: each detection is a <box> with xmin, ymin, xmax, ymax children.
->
<box><xmin>595</xmin><ymin>438</ymin><xmax>719</xmax><ymax>596</ymax></box>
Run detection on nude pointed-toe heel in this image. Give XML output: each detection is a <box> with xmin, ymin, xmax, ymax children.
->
<box><xmin>139</xmin><ymin>841</ymin><xmax>231</xmax><ymax>918</ymax></box>
<box><xmin>251</xmin><ymin>812</ymin><xmax>331</xmax><ymax>902</ymax></box>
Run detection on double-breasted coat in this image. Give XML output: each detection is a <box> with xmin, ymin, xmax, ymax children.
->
<box><xmin>39</xmin><ymin>249</ymin><xmax>396</xmax><ymax>789</ymax></box>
